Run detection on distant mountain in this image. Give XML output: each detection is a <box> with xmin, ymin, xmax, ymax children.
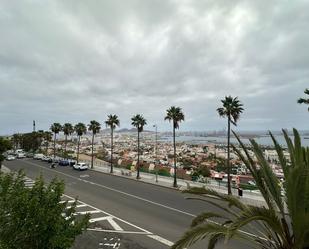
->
<box><xmin>116</xmin><ymin>128</ymin><xmax>152</xmax><ymax>133</ymax></box>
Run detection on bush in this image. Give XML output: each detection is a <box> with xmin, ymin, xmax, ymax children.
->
<box><xmin>158</xmin><ymin>168</ymin><xmax>171</xmax><ymax>177</ymax></box>
<box><xmin>0</xmin><ymin>171</ymin><xmax>89</xmax><ymax>249</ymax></box>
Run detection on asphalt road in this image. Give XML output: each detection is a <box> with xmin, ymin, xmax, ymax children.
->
<box><xmin>4</xmin><ymin>159</ymin><xmax>253</xmax><ymax>249</ymax></box>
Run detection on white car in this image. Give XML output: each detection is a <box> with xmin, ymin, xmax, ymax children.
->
<box><xmin>73</xmin><ymin>163</ymin><xmax>88</xmax><ymax>171</ymax></box>
<box><xmin>6</xmin><ymin>155</ymin><xmax>16</xmax><ymax>161</ymax></box>
<box><xmin>17</xmin><ymin>153</ymin><xmax>26</xmax><ymax>159</ymax></box>
<box><xmin>33</xmin><ymin>153</ymin><xmax>44</xmax><ymax>160</ymax></box>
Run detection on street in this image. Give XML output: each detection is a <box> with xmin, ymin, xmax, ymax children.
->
<box><xmin>4</xmin><ymin>158</ymin><xmax>252</xmax><ymax>249</ymax></box>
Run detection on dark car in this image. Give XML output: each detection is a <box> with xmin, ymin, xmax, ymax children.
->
<box><xmin>58</xmin><ymin>159</ymin><xmax>70</xmax><ymax>166</ymax></box>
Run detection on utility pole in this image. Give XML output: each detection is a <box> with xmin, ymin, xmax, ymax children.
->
<box><xmin>33</xmin><ymin>120</ymin><xmax>36</xmax><ymax>132</ymax></box>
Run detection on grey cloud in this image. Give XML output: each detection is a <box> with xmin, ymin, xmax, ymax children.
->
<box><xmin>0</xmin><ymin>0</ymin><xmax>308</xmax><ymax>134</ymax></box>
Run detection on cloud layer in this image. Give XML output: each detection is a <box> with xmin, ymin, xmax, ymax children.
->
<box><xmin>0</xmin><ymin>0</ymin><xmax>308</xmax><ymax>134</ymax></box>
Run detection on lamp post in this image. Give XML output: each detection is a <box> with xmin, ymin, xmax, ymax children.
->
<box><xmin>153</xmin><ymin>124</ymin><xmax>158</xmax><ymax>183</ymax></box>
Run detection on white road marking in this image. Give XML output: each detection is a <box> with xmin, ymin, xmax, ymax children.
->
<box><xmin>75</xmin><ymin>210</ymin><xmax>101</xmax><ymax>215</ymax></box>
<box><xmin>107</xmin><ymin>217</ymin><xmax>123</xmax><ymax>231</ymax></box>
<box><xmin>22</xmin><ymin>160</ymin><xmax>268</xmax><ymax>243</ymax></box>
<box><xmin>59</xmin><ymin>200</ymin><xmax>75</xmax><ymax>204</ymax></box>
<box><xmin>147</xmin><ymin>235</ymin><xmax>174</xmax><ymax>247</ymax></box>
<box><xmin>88</xmin><ymin>228</ymin><xmax>149</xmax><ymax>234</ymax></box>
<box><xmin>23</xmin><ymin>160</ymin><xmax>196</xmax><ymax>217</ymax></box>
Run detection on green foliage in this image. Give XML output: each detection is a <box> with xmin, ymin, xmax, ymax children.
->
<box><xmin>0</xmin><ymin>171</ymin><xmax>89</xmax><ymax>249</ymax></box>
<box><xmin>164</xmin><ymin>106</ymin><xmax>185</xmax><ymax>129</ymax></box>
<box><xmin>158</xmin><ymin>168</ymin><xmax>171</xmax><ymax>177</ymax></box>
<box><xmin>131</xmin><ymin>114</ymin><xmax>147</xmax><ymax>132</ymax></box>
<box><xmin>297</xmin><ymin>88</ymin><xmax>309</xmax><ymax>111</ymax></box>
<box><xmin>172</xmin><ymin>129</ymin><xmax>309</xmax><ymax>249</ymax></box>
<box><xmin>0</xmin><ymin>137</ymin><xmax>12</xmax><ymax>159</ymax></box>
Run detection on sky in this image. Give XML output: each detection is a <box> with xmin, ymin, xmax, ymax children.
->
<box><xmin>0</xmin><ymin>0</ymin><xmax>308</xmax><ymax>135</ymax></box>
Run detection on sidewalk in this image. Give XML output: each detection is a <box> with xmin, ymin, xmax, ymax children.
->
<box><xmin>90</xmin><ymin>162</ymin><xmax>267</xmax><ymax>207</ymax></box>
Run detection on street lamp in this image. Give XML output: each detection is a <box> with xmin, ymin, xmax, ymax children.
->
<box><xmin>153</xmin><ymin>124</ymin><xmax>158</xmax><ymax>183</ymax></box>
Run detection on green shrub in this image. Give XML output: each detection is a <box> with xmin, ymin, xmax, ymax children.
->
<box><xmin>158</xmin><ymin>168</ymin><xmax>171</xmax><ymax>177</ymax></box>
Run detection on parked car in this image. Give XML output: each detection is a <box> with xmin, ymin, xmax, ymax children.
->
<box><xmin>73</xmin><ymin>163</ymin><xmax>88</xmax><ymax>171</ymax></box>
<box><xmin>25</xmin><ymin>152</ymin><xmax>34</xmax><ymax>158</ymax></box>
<box><xmin>42</xmin><ymin>156</ymin><xmax>52</xmax><ymax>162</ymax></box>
<box><xmin>58</xmin><ymin>159</ymin><xmax>70</xmax><ymax>166</ymax></box>
<box><xmin>33</xmin><ymin>153</ymin><xmax>44</xmax><ymax>160</ymax></box>
<box><xmin>6</xmin><ymin>155</ymin><xmax>16</xmax><ymax>161</ymax></box>
<box><xmin>68</xmin><ymin>159</ymin><xmax>76</xmax><ymax>166</ymax></box>
<box><xmin>17</xmin><ymin>153</ymin><xmax>26</xmax><ymax>159</ymax></box>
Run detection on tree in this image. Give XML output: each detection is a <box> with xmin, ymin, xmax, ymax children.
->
<box><xmin>0</xmin><ymin>137</ymin><xmax>12</xmax><ymax>169</ymax></box>
<box><xmin>217</xmin><ymin>96</ymin><xmax>243</xmax><ymax>195</ymax></box>
<box><xmin>74</xmin><ymin>123</ymin><xmax>87</xmax><ymax>164</ymax></box>
<box><xmin>0</xmin><ymin>171</ymin><xmax>89</xmax><ymax>249</ymax></box>
<box><xmin>50</xmin><ymin>123</ymin><xmax>62</xmax><ymax>159</ymax></box>
<box><xmin>62</xmin><ymin>123</ymin><xmax>74</xmax><ymax>159</ymax></box>
<box><xmin>88</xmin><ymin>120</ymin><xmax>101</xmax><ymax>169</ymax></box>
<box><xmin>131</xmin><ymin>114</ymin><xmax>147</xmax><ymax>179</ymax></box>
<box><xmin>43</xmin><ymin>131</ymin><xmax>53</xmax><ymax>155</ymax></box>
<box><xmin>172</xmin><ymin>129</ymin><xmax>309</xmax><ymax>249</ymax></box>
<box><xmin>12</xmin><ymin>133</ymin><xmax>22</xmax><ymax>150</ymax></box>
<box><xmin>105</xmin><ymin>114</ymin><xmax>120</xmax><ymax>174</ymax></box>
<box><xmin>165</xmin><ymin>106</ymin><xmax>185</xmax><ymax>188</ymax></box>
<box><xmin>297</xmin><ymin>88</ymin><xmax>309</xmax><ymax>111</ymax></box>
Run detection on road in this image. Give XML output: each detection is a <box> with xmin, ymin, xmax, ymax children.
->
<box><xmin>4</xmin><ymin>158</ymin><xmax>252</xmax><ymax>249</ymax></box>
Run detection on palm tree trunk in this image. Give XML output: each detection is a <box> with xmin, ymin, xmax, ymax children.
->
<box><xmin>64</xmin><ymin>134</ymin><xmax>67</xmax><ymax>159</ymax></box>
<box><xmin>77</xmin><ymin>136</ymin><xmax>80</xmax><ymax>164</ymax></box>
<box><xmin>137</xmin><ymin>131</ymin><xmax>140</xmax><ymax>179</ymax></box>
<box><xmin>91</xmin><ymin>133</ymin><xmax>94</xmax><ymax>169</ymax></box>
<box><xmin>173</xmin><ymin>124</ymin><xmax>177</xmax><ymax>188</ymax></box>
<box><xmin>227</xmin><ymin>116</ymin><xmax>232</xmax><ymax>195</ymax></box>
<box><xmin>110</xmin><ymin>128</ymin><xmax>114</xmax><ymax>173</ymax></box>
<box><xmin>53</xmin><ymin>133</ymin><xmax>56</xmax><ymax>159</ymax></box>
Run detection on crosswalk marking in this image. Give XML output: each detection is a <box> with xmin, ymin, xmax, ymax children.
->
<box><xmin>18</xmin><ymin>175</ymin><xmax>174</xmax><ymax>247</ymax></box>
<box><xmin>75</xmin><ymin>210</ymin><xmax>101</xmax><ymax>215</ymax></box>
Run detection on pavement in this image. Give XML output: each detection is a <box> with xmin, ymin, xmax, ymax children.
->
<box><xmin>2</xmin><ymin>159</ymin><xmax>258</xmax><ymax>249</ymax></box>
<box><xmin>86</xmin><ymin>160</ymin><xmax>266</xmax><ymax>207</ymax></box>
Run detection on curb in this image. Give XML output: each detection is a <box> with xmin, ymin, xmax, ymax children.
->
<box><xmin>89</xmin><ymin>167</ymin><xmax>183</xmax><ymax>192</ymax></box>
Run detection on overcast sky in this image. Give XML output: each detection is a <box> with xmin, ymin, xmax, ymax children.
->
<box><xmin>0</xmin><ymin>0</ymin><xmax>308</xmax><ymax>135</ymax></box>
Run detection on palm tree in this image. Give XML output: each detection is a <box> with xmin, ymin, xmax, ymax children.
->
<box><xmin>105</xmin><ymin>114</ymin><xmax>120</xmax><ymax>174</ymax></box>
<box><xmin>217</xmin><ymin>96</ymin><xmax>243</xmax><ymax>195</ymax></box>
<box><xmin>172</xmin><ymin>129</ymin><xmax>309</xmax><ymax>249</ymax></box>
<box><xmin>297</xmin><ymin>88</ymin><xmax>309</xmax><ymax>111</ymax></box>
<box><xmin>165</xmin><ymin>106</ymin><xmax>185</xmax><ymax>188</ymax></box>
<box><xmin>50</xmin><ymin>123</ymin><xmax>62</xmax><ymax>159</ymax></box>
<box><xmin>62</xmin><ymin>123</ymin><xmax>74</xmax><ymax>159</ymax></box>
<box><xmin>43</xmin><ymin>131</ymin><xmax>52</xmax><ymax>155</ymax></box>
<box><xmin>131</xmin><ymin>114</ymin><xmax>147</xmax><ymax>179</ymax></box>
<box><xmin>88</xmin><ymin>120</ymin><xmax>101</xmax><ymax>169</ymax></box>
<box><xmin>74</xmin><ymin>123</ymin><xmax>87</xmax><ymax>164</ymax></box>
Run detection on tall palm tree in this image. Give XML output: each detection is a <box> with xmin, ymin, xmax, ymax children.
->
<box><xmin>50</xmin><ymin>123</ymin><xmax>62</xmax><ymax>159</ymax></box>
<box><xmin>131</xmin><ymin>114</ymin><xmax>147</xmax><ymax>179</ymax></box>
<box><xmin>74</xmin><ymin>123</ymin><xmax>87</xmax><ymax>164</ymax></box>
<box><xmin>165</xmin><ymin>106</ymin><xmax>185</xmax><ymax>188</ymax></box>
<box><xmin>62</xmin><ymin>123</ymin><xmax>74</xmax><ymax>159</ymax></box>
<box><xmin>297</xmin><ymin>88</ymin><xmax>309</xmax><ymax>111</ymax></box>
<box><xmin>88</xmin><ymin>120</ymin><xmax>101</xmax><ymax>169</ymax></box>
<box><xmin>217</xmin><ymin>96</ymin><xmax>243</xmax><ymax>195</ymax></box>
<box><xmin>172</xmin><ymin>129</ymin><xmax>309</xmax><ymax>249</ymax></box>
<box><xmin>105</xmin><ymin>114</ymin><xmax>120</xmax><ymax>174</ymax></box>
<box><xmin>43</xmin><ymin>131</ymin><xmax>52</xmax><ymax>155</ymax></box>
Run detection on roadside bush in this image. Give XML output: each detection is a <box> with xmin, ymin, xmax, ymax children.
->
<box><xmin>158</xmin><ymin>168</ymin><xmax>171</xmax><ymax>177</ymax></box>
<box><xmin>0</xmin><ymin>171</ymin><xmax>89</xmax><ymax>249</ymax></box>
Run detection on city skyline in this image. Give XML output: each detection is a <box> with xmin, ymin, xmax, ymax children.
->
<box><xmin>0</xmin><ymin>1</ymin><xmax>308</xmax><ymax>135</ymax></box>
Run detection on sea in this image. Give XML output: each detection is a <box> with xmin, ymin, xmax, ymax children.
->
<box><xmin>159</xmin><ymin>135</ymin><xmax>309</xmax><ymax>147</ymax></box>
